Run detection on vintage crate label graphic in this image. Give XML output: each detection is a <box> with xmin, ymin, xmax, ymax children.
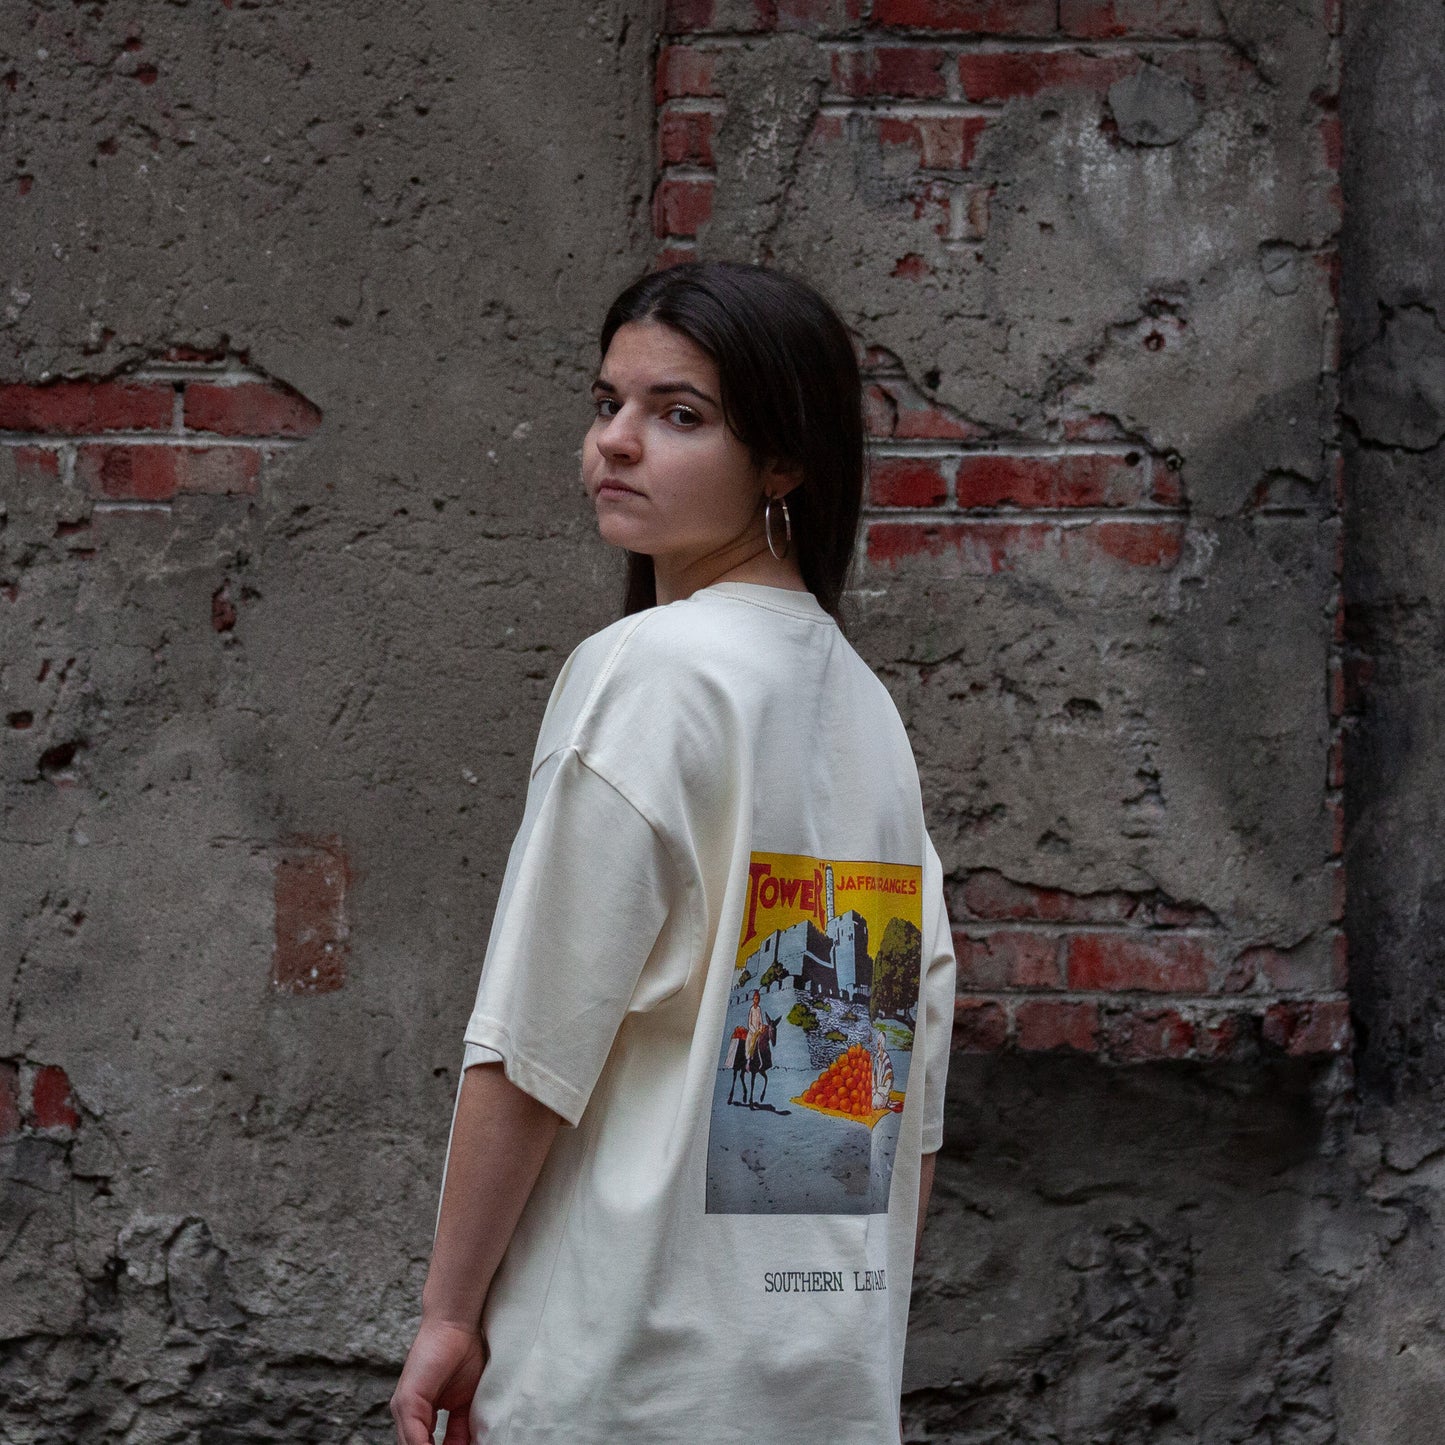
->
<box><xmin>705</xmin><ymin>850</ymin><xmax>923</xmax><ymax>1215</ymax></box>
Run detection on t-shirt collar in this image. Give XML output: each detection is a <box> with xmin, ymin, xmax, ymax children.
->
<box><xmin>688</xmin><ymin>580</ymin><xmax>831</xmax><ymax>621</ymax></box>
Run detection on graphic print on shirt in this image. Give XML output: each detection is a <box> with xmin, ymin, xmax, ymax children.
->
<box><xmin>705</xmin><ymin>850</ymin><xmax>923</xmax><ymax>1215</ymax></box>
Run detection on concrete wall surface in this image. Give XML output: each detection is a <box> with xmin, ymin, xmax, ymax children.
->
<box><xmin>1</xmin><ymin>0</ymin><xmax>1442</xmax><ymax>1439</ymax></box>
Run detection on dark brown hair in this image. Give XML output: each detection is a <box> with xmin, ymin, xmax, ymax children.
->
<box><xmin>597</xmin><ymin>260</ymin><xmax>864</xmax><ymax>629</ymax></box>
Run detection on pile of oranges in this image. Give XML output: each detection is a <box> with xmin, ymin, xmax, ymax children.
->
<box><xmin>801</xmin><ymin>1045</ymin><xmax>876</xmax><ymax>1118</ymax></box>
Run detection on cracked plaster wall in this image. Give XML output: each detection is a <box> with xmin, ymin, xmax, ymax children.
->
<box><xmin>2</xmin><ymin>0</ymin><xmax>1444</xmax><ymax>1441</ymax></box>
<box><xmin>2</xmin><ymin>1</ymin><xmax>656</xmax><ymax>1439</ymax></box>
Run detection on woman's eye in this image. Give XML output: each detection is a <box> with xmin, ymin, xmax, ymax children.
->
<box><xmin>668</xmin><ymin>405</ymin><xmax>702</xmax><ymax>426</ymax></box>
<box><xmin>594</xmin><ymin>397</ymin><xmax>619</xmax><ymax>419</ymax></box>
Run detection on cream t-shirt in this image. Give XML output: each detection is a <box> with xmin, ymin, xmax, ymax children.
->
<box><xmin>455</xmin><ymin>580</ymin><xmax>957</xmax><ymax>1444</ymax></box>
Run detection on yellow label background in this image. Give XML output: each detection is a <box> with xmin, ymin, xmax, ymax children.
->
<box><xmin>736</xmin><ymin>850</ymin><xmax>923</xmax><ymax>969</ymax></box>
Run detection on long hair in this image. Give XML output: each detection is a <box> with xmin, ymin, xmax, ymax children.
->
<box><xmin>597</xmin><ymin>260</ymin><xmax>865</xmax><ymax>630</ymax></box>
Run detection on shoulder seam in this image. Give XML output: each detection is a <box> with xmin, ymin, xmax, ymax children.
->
<box><xmin>528</xmin><ymin>610</ymin><xmax>661</xmax><ymax>779</ymax></box>
<box><xmin>569</xmin><ymin>744</ymin><xmax>707</xmax><ymax>1010</ymax></box>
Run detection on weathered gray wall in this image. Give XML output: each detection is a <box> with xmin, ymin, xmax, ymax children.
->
<box><xmin>3</xmin><ymin>0</ymin><xmax>1445</xmax><ymax>1440</ymax></box>
<box><xmin>906</xmin><ymin>2</ymin><xmax>1445</xmax><ymax>1440</ymax></box>
<box><xmin>1</xmin><ymin>1</ymin><xmax>655</xmax><ymax>1438</ymax></box>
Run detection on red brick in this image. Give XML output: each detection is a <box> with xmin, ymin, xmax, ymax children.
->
<box><xmin>1328</xmin><ymin>796</ymin><xmax>1344</xmax><ymax>856</ymax></box>
<box><xmin>1066</xmin><ymin>933</ymin><xmax>1211</xmax><ymax>992</ymax></box>
<box><xmin>953</xmin><ymin>998</ymin><xmax>1009</xmax><ymax>1052</ymax></box>
<box><xmin>1061</xmin><ymin>415</ymin><xmax>1126</xmax><ymax>442</ymax></box>
<box><xmin>1059</xmin><ymin>0</ymin><xmax>1223</xmax><ymax>38</ymax></box>
<box><xmin>659</xmin><ymin>106</ymin><xmax>717</xmax><ymax>167</ymax></box>
<box><xmin>956</xmin><ymin>930</ymin><xmax>1062</xmax><ymax>988</ymax></box>
<box><xmin>953</xmin><ymin>452</ymin><xmax>1151</xmax><ymax>510</ymax></box>
<box><xmin>1328</xmin><ymin>735</ymin><xmax>1344</xmax><ymax>789</ymax></box>
<box><xmin>962</xmin><ymin>869</ymin><xmax>1140</xmax><ymax>924</ymax></box>
<box><xmin>832</xmin><ymin>46</ymin><xmax>948</xmax><ymax>99</ymax></box>
<box><xmin>1102</xmin><ymin>1007</ymin><xmax>1195</xmax><ymax>1060</ymax></box>
<box><xmin>76</xmin><ymin>443</ymin><xmax>261</xmax><ymax>500</ymax></box>
<box><xmin>1150</xmin><ymin>463</ymin><xmax>1185</xmax><ymax>506</ymax></box>
<box><xmin>1319</xmin><ymin>112</ymin><xmax>1342</xmax><ymax>171</ymax></box>
<box><xmin>869</xmin><ymin>455</ymin><xmax>949</xmax><ymax>507</ymax></box>
<box><xmin>1328</xmin><ymin>860</ymin><xmax>1346</xmax><ymax>923</ymax></box>
<box><xmin>652</xmin><ymin>245</ymin><xmax>698</xmax><ymax>272</ymax></box>
<box><xmin>1083</xmin><ymin>520</ymin><xmax>1184</xmax><ymax>568</ymax></box>
<box><xmin>872</xmin><ymin>0</ymin><xmax>1054</xmax><ymax>31</ymax></box>
<box><xmin>877</xmin><ymin>115</ymin><xmax>989</xmax><ymax>171</ymax></box>
<box><xmin>655</xmin><ymin>45</ymin><xmax>720</xmax><ymax>105</ymax></box>
<box><xmin>1329</xmin><ymin>657</ymin><xmax>1346</xmax><ymax>720</ymax></box>
<box><xmin>1332</xmin><ymin>930</ymin><xmax>1348</xmax><ymax>986</ymax></box>
<box><xmin>11</xmin><ymin>444</ymin><xmax>61</xmax><ymax>479</ymax></box>
<box><xmin>30</xmin><ymin>1064</ymin><xmax>80</xmax><ymax>1132</ymax></box>
<box><xmin>0</xmin><ymin>1061</ymin><xmax>19</xmax><ymax>1139</ymax></box>
<box><xmin>865</xmin><ymin>381</ymin><xmax>979</xmax><ymax>441</ymax></box>
<box><xmin>891</xmin><ymin>252</ymin><xmax>933</xmax><ymax>280</ymax></box>
<box><xmin>959</xmin><ymin>50</ymin><xmax>1135</xmax><ymax>101</ymax></box>
<box><xmin>1262</xmin><ymin>999</ymin><xmax>1351</xmax><ymax>1056</ymax></box>
<box><xmin>183</xmin><ymin>381</ymin><xmax>321</xmax><ymax>439</ymax></box>
<box><xmin>867</xmin><ymin>518</ymin><xmax>1055</xmax><ymax>571</ymax></box>
<box><xmin>0</xmin><ymin>379</ymin><xmax>172</xmax><ymax>434</ymax></box>
<box><xmin>652</xmin><ymin>177</ymin><xmax>715</xmax><ymax>238</ymax></box>
<box><xmin>272</xmin><ymin>836</ymin><xmax>351</xmax><ymax>995</ymax></box>
<box><xmin>1015</xmin><ymin>999</ymin><xmax>1099</xmax><ymax>1052</ymax></box>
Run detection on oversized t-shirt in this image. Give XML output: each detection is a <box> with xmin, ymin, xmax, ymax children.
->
<box><xmin>455</xmin><ymin>579</ymin><xmax>957</xmax><ymax>1445</ymax></box>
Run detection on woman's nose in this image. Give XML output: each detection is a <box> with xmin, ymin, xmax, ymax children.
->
<box><xmin>597</xmin><ymin>410</ymin><xmax>642</xmax><ymax>461</ymax></box>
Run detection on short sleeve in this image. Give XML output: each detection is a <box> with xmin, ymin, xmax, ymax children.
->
<box><xmin>462</xmin><ymin>744</ymin><xmax>686</xmax><ymax>1127</ymax></box>
<box><xmin>918</xmin><ymin>833</ymin><xmax>958</xmax><ymax>1154</ymax></box>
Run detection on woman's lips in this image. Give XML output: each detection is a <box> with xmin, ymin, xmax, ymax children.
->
<box><xmin>596</xmin><ymin>479</ymin><xmax>642</xmax><ymax>500</ymax></box>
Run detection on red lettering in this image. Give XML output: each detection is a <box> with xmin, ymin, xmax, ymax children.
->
<box><xmin>743</xmin><ymin>859</ymin><xmax>772</xmax><ymax>944</ymax></box>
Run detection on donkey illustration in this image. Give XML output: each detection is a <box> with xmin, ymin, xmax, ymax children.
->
<box><xmin>727</xmin><ymin>1013</ymin><xmax>779</xmax><ymax>1106</ymax></box>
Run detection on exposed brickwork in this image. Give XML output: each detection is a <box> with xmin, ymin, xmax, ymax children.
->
<box><xmin>271</xmin><ymin>835</ymin><xmax>353</xmax><ymax>995</ymax></box>
<box><xmin>652</xmin><ymin>0</ymin><xmax>1346</xmax><ymax>1065</ymax></box>
<box><xmin>0</xmin><ymin>358</ymin><xmax>321</xmax><ymax>517</ymax></box>
<box><xmin>182</xmin><ymin>380</ymin><xmax>321</xmax><ymax>439</ymax></box>
<box><xmin>30</xmin><ymin>1063</ymin><xmax>81</xmax><ymax>1131</ymax></box>
<box><xmin>0</xmin><ymin>1059</ymin><xmax>82</xmax><ymax>1137</ymax></box>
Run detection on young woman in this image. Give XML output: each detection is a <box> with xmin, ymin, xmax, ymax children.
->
<box><xmin>391</xmin><ymin>261</ymin><xmax>957</xmax><ymax>1445</ymax></box>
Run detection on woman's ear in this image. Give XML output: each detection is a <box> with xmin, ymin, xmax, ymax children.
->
<box><xmin>762</xmin><ymin>456</ymin><xmax>803</xmax><ymax>499</ymax></box>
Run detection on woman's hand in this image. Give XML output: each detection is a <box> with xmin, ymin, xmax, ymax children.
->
<box><xmin>390</xmin><ymin>1318</ymin><xmax>486</xmax><ymax>1445</ymax></box>
<box><xmin>390</xmin><ymin>1063</ymin><xmax>563</xmax><ymax>1445</ymax></box>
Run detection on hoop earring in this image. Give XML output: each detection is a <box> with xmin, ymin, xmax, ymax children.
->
<box><xmin>764</xmin><ymin>494</ymin><xmax>792</xmax><ymax>561</ymax></box>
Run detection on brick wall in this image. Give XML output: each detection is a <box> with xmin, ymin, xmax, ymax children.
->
<box><xmin>654</xmin><ymin>0</ymin><xmax>1346</xmax><ymax>1063</ymax></box>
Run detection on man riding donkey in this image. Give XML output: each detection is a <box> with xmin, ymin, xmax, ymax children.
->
<box><xmin>726</xmin><ymin>988</ymin><xmax>778</xmax><ymax>1106</ymax></box>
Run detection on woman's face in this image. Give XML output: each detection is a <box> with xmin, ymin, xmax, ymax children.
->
<box><xmin>582</xmin><ymin>320</ymin><xmax>787</xmax><ymax>569</ymax></box>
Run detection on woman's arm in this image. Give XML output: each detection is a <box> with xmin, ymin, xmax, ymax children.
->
<box><xmin>390</xmin><ymin>1062</ymin><xmax>563</xmax><ymax>1445</ymax></box>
